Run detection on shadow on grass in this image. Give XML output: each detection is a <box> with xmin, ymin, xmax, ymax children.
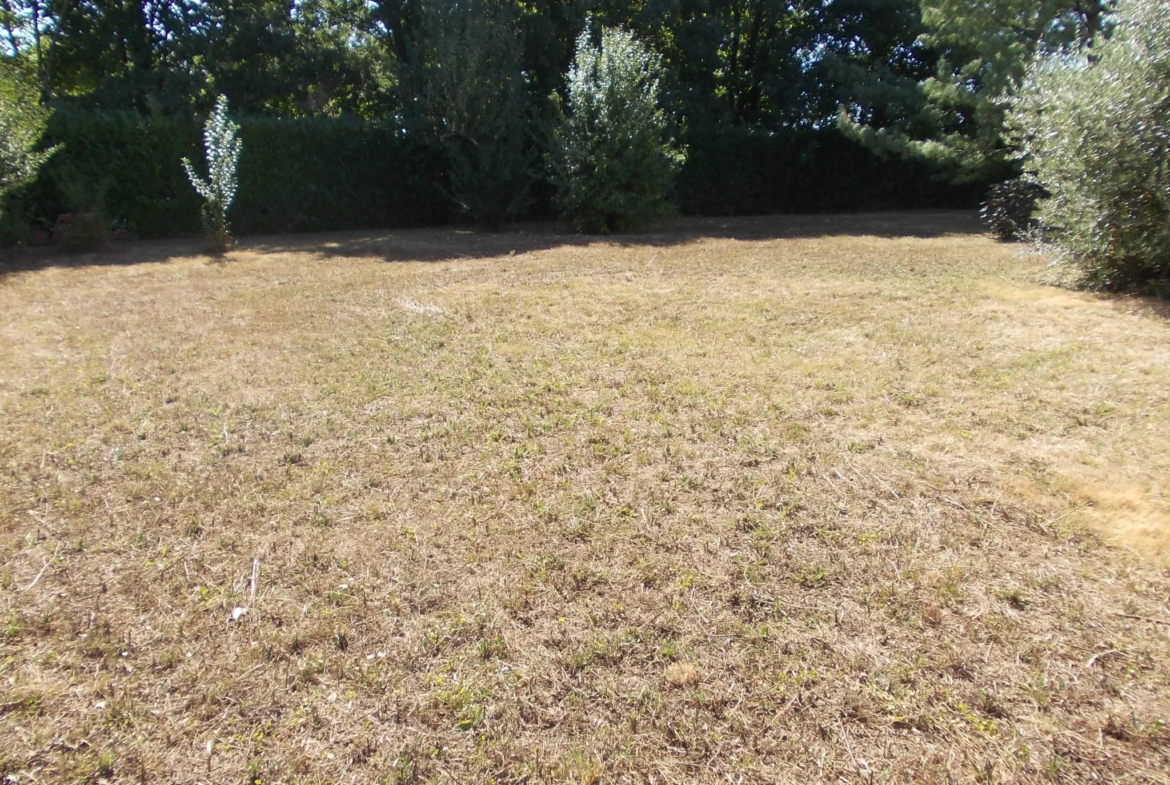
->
<box><xmin>4</xmin><ymin>210</ymin><xmax>1166</xmax><ymax>322</ymax></box>
<box><xmin>1</xmin><ymin>210</ymin><xmax>985</xmax><ymax>278</ymax></box>
<box><xmin>243</xmin><ymin>210</ymin><xmax>988</xmax><ymax>263</ymax></box>
<box><xmin>1111</xmin><ymin>295</ymin><xmax>1170</xmax><ymax>321</ymax></box>
<box><xmin>0</xmin><ymin>236</ymin><xmax>214</xmax><ymax>277</ymax></box>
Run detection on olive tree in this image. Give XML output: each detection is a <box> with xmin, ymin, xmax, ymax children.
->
<box><xmin>1009</xmin><ymin>0</ymin><xmax>1170</xmax><ymax>293</ymax></box>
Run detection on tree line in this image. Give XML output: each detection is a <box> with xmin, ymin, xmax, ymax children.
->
<box><xmin>1</xmin><ymin>0</ymin><xmax>1167</xmax><ymax>294</ymax></box>
<box><xmin>0</xmin><ymin>0</ymin><xmax>1109</xmax><ymax>175</ymax></box>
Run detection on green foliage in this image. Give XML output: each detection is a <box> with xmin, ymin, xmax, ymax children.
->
<box><xmin>839</xmin><ymin>0</ymin><xmax>1109</xmax><ymax>182</ymax></box>
<box><xmin>13</xmin><ymin>110</ymin><xmax>204</xmax><ymax>238</ymax></box>
<box><xmin>0</xmin><ymin>65</ymin><xmax>57</xmax><ymax>215</ymax></box>
<box><xmin>9</xmin><ymin>110</ymin><xmax>976</xmax><ymax>240</ymax></box>
<box><xmin>0</xmin><ymin>0</ymin><xmax>1051</xmax><ymax>242</ymax></box>
<box><xmin>397</xmin><ymin>0</ymin><xmax>531</xmax><ymax>229</ymax></box>
<box><xmin>662</xmin><ymin>0</ymin><xmax>820</xmax><ymax>128</ymax></box>
<box><xmin>9</xmin><ymin>111</ymin><xmax>449</xmax><ymax>239</ymax></box>
<box><xmin>980</xmin><ymin>179</ymin><xmax>1048</xmax><ymax>242</ymax></box>
<box><xmin>810</xmin><ymin>0</ymin><xmax>936</xmax><ymax>131</ymax></box>
<box><xmin>232</xmin><ymin>117</ymin><xmax>449</xmax><ymax>234</ymax></box>
<box><xmin>0</xmin><ymin>0</ymin><xmax>390</xmax><ymax>115</ymax></box>
<box><xmin>1</xmin><ymin>0</ymin><xmax>936</xmax><ymax>134</ymax></box>
<box><xmin>553</xmin><ymin>27</ymin><xmax>682</xmax><ymax>234</ymax></box>
<box><xmin>183</xmin><ymin>96</ymin><xmax>242</xmax><ymax>254</ymax></box>
<box><xmin>678</xmin><ymin>127</ymin><xmax>983</xmax><ymax>216</ymax></box>
<box><xmin>234</xmin><ymin>117</ymin><xmax>450</xmax><ymax>233</ymax></box>
<box><xmin>1009</xmin><ymin>0</ymin><xmax>1170</xmax><ymax>293</ymax></box>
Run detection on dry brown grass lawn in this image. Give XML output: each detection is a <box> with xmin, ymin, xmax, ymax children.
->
<box><xmin>1</xmin><ymin>211</ymin><xmax>1168</xmax><ymax>784</ymax></box>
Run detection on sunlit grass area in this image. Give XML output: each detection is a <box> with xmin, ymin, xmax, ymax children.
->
<box><xmin>2</xmin><ymin>212</ymin><xmax>1168</xmax><ymax>783</ymax></box>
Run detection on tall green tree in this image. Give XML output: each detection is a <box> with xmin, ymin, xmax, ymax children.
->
<box><xmin>840</xmin><ymin>0</ymin><xmax>1112</xmax><ymax>181</ymax></box>
<box><xmin>0</xmin><ymin>0</ymin><xmax>386</xmax><ymax>114</ymax></box>
<box><xmin>392</xmin><ymin>0</ymin><xmax>532</xmax><ymax>229</ymax></box>
<box><xmin>593</xmin><ymin>0</ymin><xmax>821</xmax><ymax>129</ymax></box>
<box><xmin>0</xmin><ymin>0</ymin><xmax>79</xmax><ymax>101</ymax></box>
<box><xmin>809</xmin><ymin>0</ymin><xmax>936</xmax><ymax>129</ymax></box>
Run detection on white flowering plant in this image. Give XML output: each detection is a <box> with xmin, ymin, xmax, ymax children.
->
<box><xmin>182</xmin><ymin>95</ymin><xmax>242</xmax><ymax>254</ymax></box>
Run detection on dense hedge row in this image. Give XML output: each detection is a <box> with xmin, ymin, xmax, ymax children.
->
<box><xmin>677</xmin><ymin>127</ymin><xmax>988</xmax><ymax>215</ymax></box>
<box><xmin>234</xmin><ymin>117</ymin><xmax>449</xmax><ymax>235</ymax></box>
<box><xmin>15</xmin><ymin>111</ymin><xmax>205</xmax><ymax>237</ymax></box>
<box><xmin>7</xmin><ymin>111</ymin><xmax>983</xmax><ymax>239</ymax></box>
<box><xmin>11</xmin><ymin>111</ymin><xmax>450</xmax><ymax>238</ymax></box>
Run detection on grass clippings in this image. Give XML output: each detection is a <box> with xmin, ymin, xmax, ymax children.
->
<box><xmin>1</xmin><ymin>212</ymin><xmax>1168</xmax><ymax>783</ymax></box>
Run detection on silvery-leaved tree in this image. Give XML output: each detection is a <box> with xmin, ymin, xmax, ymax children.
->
<box><xmin>182</xmin><ymin>95</ymin><xmax>242</xmax><ymax>254</ymax></box>
<box><xmin>553</xmin><ymin>26</ymin><xmax>683</xmax><ymax>234</ymax></box>
<box><xmin>1008</xmin><ymin>0</ymin><xmax>1170</xmax><ymax>294</ymax></box>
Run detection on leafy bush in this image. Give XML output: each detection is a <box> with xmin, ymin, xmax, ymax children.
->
<box><xmin>553</xmin><ymin>27</ymin><xmax>682</xmax><ymax>234</ymax></box>
<box><xmin>398</xmin><ymin>0</ymin><xmax>532</xmax><ymax>230</ymax></box>
<box><xmin>8</xmin><ymin>111</ymin><xmax>449</xmax><ymax>239</ymax></box>
<box><xmin>0</xmin><ymin>66</ymin><xmax>58</xmax><ymax>233</ymax></box>
<box><xmin>1009</xmin><ymin>0</ymin><xmax>1170</xmax><ymax>293</ymax></box>
<box><xmin>981</xmin><ymin>179</ymin><xmax>1049</xmax><ymax>241</ymax></box>
<box><xmin>183</xmin><ymin>96</ymin><xmax>242</xmax><ymax>254</ymax></box>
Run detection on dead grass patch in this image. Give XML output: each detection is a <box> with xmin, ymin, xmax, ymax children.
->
<box><xmin>1</xmin><ymin>212</ymin><xmax>1169</xmax><ymax>783</ymax></box>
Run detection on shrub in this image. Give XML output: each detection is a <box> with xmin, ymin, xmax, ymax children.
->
<box><xmin>1009</xmin><ymin>0</ymin><xmax>1170</xmax><ymax>293</ymax></box>
<box><xmin>10</xmin><ymin>111</ymin><xmax>449</xmax><ymax>239</ymax></box>
<box><xmin>182</xmin><ymin>96</ymin><xmax>242</xmax><ymax>254</ymax></box>
<box><xmin>553</xmin><ymin>26</ymin><xmax>682</xmax><ymax>234</ymax></box>
<box><xmin>398</xmin><ymin>0</ymin><xmax>532</xmax><ymax>230</ymax></box>
<box><xmin>981</xmin><ymin>179</ymin><xmax>1049</xmax><ymax>242</ymax></box>
<box><xmin>0</xmin><ymin>66</ymin><xmax>58</xmax><ymax>230</ymax></box>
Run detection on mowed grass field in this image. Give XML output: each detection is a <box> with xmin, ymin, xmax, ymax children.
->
<box><xmin>1</xmin><ymin>212</ymin><xmax>1168</xmax><ymax>784</ymax></box>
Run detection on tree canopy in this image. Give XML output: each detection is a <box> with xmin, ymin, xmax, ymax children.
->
<box><xmin>0</xmin><ymin>0</ymin><xmax>1125</xmax><ymax>234</ymax></box>
<box><xmin>1</xmin><ymin>0</ymin><xmax>1076</xmax><ymax>144</ymax></box>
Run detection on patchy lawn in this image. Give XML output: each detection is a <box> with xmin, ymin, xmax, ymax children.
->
<box><xmin>1</xmin><ymin>211</ymin><xmax>1168</xmax><ymax>784</ymax></box>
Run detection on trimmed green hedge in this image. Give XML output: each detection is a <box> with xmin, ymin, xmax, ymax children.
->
<box><xmin>7</xmin><ymin>111</ymin><xmax>983</xmax><ymax>240</ymax></box>
<box><xmin>11</xmin><ymin>111</ymin><xmax>450</xmax><ymax>238</ymax></box>
<box><xmin>14</xmin><ymin>111</ymin><xmax>204</xmax><ymax>237</ymax></box>
<box><xmin>233</xmin><ymin>117</ymin><xmax>449</xmax><ymax>235</ymax></box>
<box><xmin>677</xmin><ymin>127</ymin><xmax>988</xmax><ymax>216</ymax></box>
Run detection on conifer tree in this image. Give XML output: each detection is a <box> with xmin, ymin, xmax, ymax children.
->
<box><xmin>839</xmin><ymin>0</ymin><xmax>1109</xmax><ymax>182</ymax></box>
